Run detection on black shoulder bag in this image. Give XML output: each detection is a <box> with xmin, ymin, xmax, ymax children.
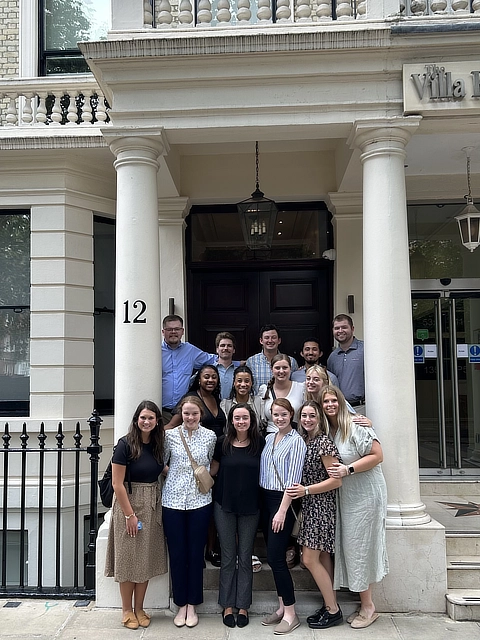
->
<box><xmin>98</xmin><ymin>437</ymin><xmax>132</xmax><ymax>508</ymax></box>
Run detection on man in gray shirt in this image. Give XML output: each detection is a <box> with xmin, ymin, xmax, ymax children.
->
<box><xmin>326</xmin><ymin>314</ymin><xmax>365</xmax><ymax>411</ymax></box>
<box><xmin>291</xmin><ymin>337</ymin><xmax>339</xmax><ymax>386</ymax></box>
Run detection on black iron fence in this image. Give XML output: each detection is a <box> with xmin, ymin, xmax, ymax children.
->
<box><xmin>0</xmin><ymin>410</ymin><xmax>103</xmax><ymax>598</ymax></box>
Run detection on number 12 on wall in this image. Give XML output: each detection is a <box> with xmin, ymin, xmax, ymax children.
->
<box><xmin>123</xmin><ymin>300</ymin><xmax>147</xmax><ymax>324</ymax></box>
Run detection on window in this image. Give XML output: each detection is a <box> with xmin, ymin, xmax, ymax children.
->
<box><xmin>0</xmin><ymin>211</ymin><xmax>30</xmax><ymax>416</ymax></box>
<box><xmin>39</xmin><ymin>0</ymin><xmax>110</xmax><ymax>75</ymax></box>
<box><xmin>94</xmin><ymin>216</ymin><xmax>115</xmax><ymax>415</ymax></box>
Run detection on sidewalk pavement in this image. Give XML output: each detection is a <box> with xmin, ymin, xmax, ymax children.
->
<box><xmin>0</xmin><ymin>599</ymin><xmax>479</xmax><ymax>640</ymax></box>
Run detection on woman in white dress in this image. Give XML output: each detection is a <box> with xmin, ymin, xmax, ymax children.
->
<box><xmin>259</xmin><ymin>354</ymin><xmax>304</xmax><ymax>434</ymax></box>
<box><xmin>320</xmin><ymin>385</ymin><xmax>388</xmax><ymax>630</ymax></box>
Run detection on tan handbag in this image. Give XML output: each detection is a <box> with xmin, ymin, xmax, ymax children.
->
<box><xmin>178</xmin><ymin>427</ymin><xmax>214</xmax><ymax>495</ymax></box>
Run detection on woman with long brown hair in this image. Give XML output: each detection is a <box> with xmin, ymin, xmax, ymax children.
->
<box><xmin>259</xmin><ymin>354</ymin><xmax>305</xmax><ymax>434</ymax></box>
<box><xmin>105</xmin><ymin>400</ymin><xmax>167</xmax><ymax>630</ymax></box>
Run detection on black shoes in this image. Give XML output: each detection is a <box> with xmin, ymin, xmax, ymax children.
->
<box><xmin>222</xmin><ymin>611</ymin><xmax>236</xmax><ymax>628</ymax></box>
<box><xmin>236</xmin><ymin>613</ymin><xmax>249</xmax><ymax>628</ymax></box>
<box><xmin>308</xmin><ymin>607</ymin><xmax>343</xmax><ymax>629</ymax></box>
<box><xmin>205</xmin><ymin>550</ymin><xmax>221</xmax><ymax>567</ymax></box>
<box><xmin>306</xmin><ymin>606</ymin><xmax>326</xmax><ymax>624</ymax></box>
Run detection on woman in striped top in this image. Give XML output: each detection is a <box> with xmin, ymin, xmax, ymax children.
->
<box><xmin>259</xmin><ymin>398</ymin><xmax>306</xmax><ymax>636</ymax></box>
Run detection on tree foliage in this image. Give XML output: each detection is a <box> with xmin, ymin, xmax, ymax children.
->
<box><xmin>44</xmin><ymin>0</ymin><xmax>91</xmax><ymax>50</ymax></box>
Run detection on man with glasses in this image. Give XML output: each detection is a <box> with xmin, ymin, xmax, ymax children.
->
<box><xmin>161</xmin><ymin>315</ymin><xmax>216</xmax><ymax>423</ymax></box>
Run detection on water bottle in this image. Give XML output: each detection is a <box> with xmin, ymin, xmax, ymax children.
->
<box><xmin>137</xmin><ymin>521</ymin><xmax>143</xmax><ymax>530</ymax></box>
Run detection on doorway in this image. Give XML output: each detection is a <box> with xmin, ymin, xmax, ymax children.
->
<box><xmin>412</xmin><ymin>279</ymin><xmax>480</xmax><ymax>476</ymax></box>
<box><xmin>187</xmin><ymin>266</ymin><xmax>333</xmax><ymax>364</ymax></box>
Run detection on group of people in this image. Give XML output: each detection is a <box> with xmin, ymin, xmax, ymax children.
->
<box><xmin>104</xmin><ymin>313</ymin><xmax>388</xmax><ymax>633</ymax></box>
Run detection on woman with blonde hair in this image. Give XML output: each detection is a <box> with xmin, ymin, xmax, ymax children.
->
<box><xmin>305</xmin><ymin>365</ymin><xmax>372</xmax><ymax>427</ymax></box>
<box><xmin>321</xmin><ymin>385</ymin><xmax>388</xmax><ymax>629</ymax></box>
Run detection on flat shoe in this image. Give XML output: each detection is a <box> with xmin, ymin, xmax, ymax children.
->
<box><xmin>306</xmin><ymin>606</ymin><xmax>326</xmax><ymax>624</ymax></box>
<box><xmin>122</xmin><ymin>613</ymin><xmax>139</xmax><ymax>630</ymax></box>
<box><xmin>347</xmin><ymin>610</ymin><xmax>360</xmax><ymax>624</ymax></box>
<box><xmin>185</xmin><ymin>610</ymin><xmax>199</xmax><ymax>628</ymax></box>
<box><xmin>237</xmin><ymin>613</ymin><xmax>249</xmax><ymax>628</ymax></box>
<box><xmin>136</xmin><ymin>610</ymin><xmax>151</xmax><ymax>628</ymax></box>
<box><xmin>223</xmin><ymin>611</ymin><xmax>236</xmax><ymax>628</ymax></box>
<box><xmin>308</xmin><ymin>608</ymin><xmax>343</xmax><ymax>629</ymax></box>
<box><xmin>274</xmin><ymin>616</ymin><xmax>300</xmax><ymax>635</ymax></box>
<box><xmin>351</xmin><ymin>612</ymin><xmax>379</xmax><ymax>629</ymax></box>
<box><xmin>173</xmin><ymin>609</ymin><xmax>186</xmax><ymax>627</ymax></box>
<box><xmin>262</xmin><ymin>611</ymin><xmax>284</xmax><ymax>626</ymax></box>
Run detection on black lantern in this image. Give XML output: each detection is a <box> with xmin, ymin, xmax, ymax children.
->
<box><xmin>237</xmin><ymin>142</ymin><xmax>278</xmax><ymax>250</ymax></box>
<box><xmin>455</xmin><ymin>148</ymin><xmax>480</xmax><ymax>253</ymax></box>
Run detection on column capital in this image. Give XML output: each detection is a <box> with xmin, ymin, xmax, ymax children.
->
<box><xmin>157</xmin><ymin>197</ymin><xmax>191</xmax><ymax>225</ymax></box>
<box><xmin>103</xmin><ymin>127</ymin><xmax>170</xmax><ymax>167</ymax></box>
<box><xmin>326</xmin><ymin>192</ymin><xmax>363</xmax><ymax>219</ymax></box>
<box><xmin>348</xmin><ymin>116</ymin><xmax>422</xmax><ymax>156</ymax></box>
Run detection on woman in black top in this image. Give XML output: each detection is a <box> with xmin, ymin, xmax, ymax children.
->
<box><xmin>210</xmin><ymin>403</ymin><xmax>265</xmax><ymax>628</ymax></box>
<box><xmin>105</xmin><ymin>400</ymin><xmax>167</xmax><ymax>630</ymax></box>
<box><xmin>166</xmin><ymin>365</ymin><xmax>227</xmax><ymax>438</ymax></box>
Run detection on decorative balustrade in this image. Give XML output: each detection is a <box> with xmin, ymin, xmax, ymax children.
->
<box><xmin>0</xmin><ymin>77</ymin><xmax>109</xmax><ymax>128</ymax></box>
<box><xmin>125</xmin><ymin>0</ymin><xmax>480</xmax><ymax>27</ymax></box>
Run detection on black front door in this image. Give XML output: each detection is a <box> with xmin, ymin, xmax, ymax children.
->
<box><xmin>187</xmin><ymin>265</ymin><xmax>333</xmax><ymax>363</ymax></box>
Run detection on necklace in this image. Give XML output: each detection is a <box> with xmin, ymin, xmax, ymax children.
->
<box><xmin>235</xmin><ymin>436</ymin><xmax>249</xmax><ymax>444</ymax></box>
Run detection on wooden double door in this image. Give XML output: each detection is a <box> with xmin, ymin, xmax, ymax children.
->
<box><xmin>187</xmin><ymin>265</ymin><xmax>333</xmax><ymax>363</ymax></box>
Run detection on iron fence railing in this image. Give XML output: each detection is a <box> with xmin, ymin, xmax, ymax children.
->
<box><xmin>0</xmin><ymin>410</ymin><xmax>103</xmax><ymax>598</ymax></box>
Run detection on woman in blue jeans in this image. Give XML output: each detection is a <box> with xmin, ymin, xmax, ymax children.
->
<box><xmin>260</xmin><ymin>398</ymin><xmax>306</xmax><ymax>636</ymax></box>
<box><xmin>210</xmin><ymin>403</ymin><xmax>264</xmax><ymax>628</ymax></box>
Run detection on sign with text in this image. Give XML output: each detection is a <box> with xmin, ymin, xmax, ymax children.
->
<box><xmin>414</xmin><ymin>345</ymin><xmax>425</xmax><ymax>364</ymax></box>
<box><xmin>469</xmin><ymin>344</ymin><xmax>480</xmax><ymax>363</ymax></box>
<box><xmin>404</xmin><ymin>62</ymin><xmax>480</xmax><ymax>116</ymax></box>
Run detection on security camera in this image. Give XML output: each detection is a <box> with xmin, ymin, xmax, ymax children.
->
<box><xmin>440</xmin><ymin>278</ymin><xmax>451</xmax><ymax>286</ymax></box>
<box><xmin>322</xmin><ymin>249</ymin><xmax>336</xmax><ymax>261</ymax></box>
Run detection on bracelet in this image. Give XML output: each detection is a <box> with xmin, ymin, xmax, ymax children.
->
<box><xmin>304</xmin><ymin>486</ymin><xmax>310</xmax><ymax>496</ymax></box>
<box><xmin>124</xmin><ymin>513</ymin><xmax>136</xmax><ymax>520</ymax></box>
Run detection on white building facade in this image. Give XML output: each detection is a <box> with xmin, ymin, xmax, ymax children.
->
<box><xmin>0</xmin><ymin>0</ymin><xmax>480</xmax><ymax>613</ymax></box>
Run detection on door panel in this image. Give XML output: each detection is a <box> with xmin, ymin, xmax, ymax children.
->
<box><xmin>412</xmin><ymin>286</ymin><xmax>480</xmax><ymax>475</ymax></box>
<box><xmin>188</xmin><ymin>267</ymin><xmax>332</xmax><ymax>363</ymax></box>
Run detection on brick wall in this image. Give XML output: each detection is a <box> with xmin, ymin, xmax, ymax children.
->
<box><xmin>0</xmin><ymin>0</ymin><xmax>19</xmax><ymax>78</ymax></box>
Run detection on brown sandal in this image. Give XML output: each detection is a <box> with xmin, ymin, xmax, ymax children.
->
<box><xmin>122</xmin><ymin>612</ymin><xmax>139</xmax><ymax>630</ymax></box>
<box><xmin>136</xmin><ymin>610</ymin><xmax>151</xmax><ymax>628</ymax></box>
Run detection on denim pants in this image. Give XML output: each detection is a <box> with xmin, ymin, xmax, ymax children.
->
<box><xmin>261</xmin><ymin>488</ymin><xmax>296</xmax><ymax>606</ymax></box>
<box><xmin>214</xmin><ymin>501</ymin><xmax>260</xmax><ymax>610</ymax></box>
<box><xmin>163</xmin><ymin>503</ymin><xmax>212</xmax><ymax>606</ymax></box>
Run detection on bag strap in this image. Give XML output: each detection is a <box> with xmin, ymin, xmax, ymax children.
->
<box><xmin>178</xmin><ymin>426</ymin><xmax>199</xmax><ymax>470</ymax></box>
<box><xmin>271</xmin><ymin>438</ymin><xmax>299</xmax><ymax>522</ymax></box>
<box><xmin>116</xmin><ymin>436</ymin><xmax>132</xmax><ymax>495</ymax></box>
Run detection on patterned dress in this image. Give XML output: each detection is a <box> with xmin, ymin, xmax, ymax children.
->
<box><xmin>297</xmin><ymin>434</ymin><xmax>341</xmax><ymax>553</ymax></box>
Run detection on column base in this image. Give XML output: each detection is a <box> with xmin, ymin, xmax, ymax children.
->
<box><xmin>387</xmin><ymin>500</ymin><xmax>432</xmax><ymax>526</ymax></box>
<box><xmin>96</xmin><ymin>511</ymin><xmax>170</xmax><ymax>608</ymax></box>
<box><xmin>373</xmin><ymin>518</ymin><xmax>446</xmax><ymax>612</ymax></box>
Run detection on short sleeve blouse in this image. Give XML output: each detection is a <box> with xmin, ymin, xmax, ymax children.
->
<box><xmin>162</xmin><ymin>426</ymin><xmax>217</xmax><ymax>510</ymax></box>
<box><xmin>112</xmin><ymin>437</ymin><xmax>164</xmax><ymax>483</ymax></box>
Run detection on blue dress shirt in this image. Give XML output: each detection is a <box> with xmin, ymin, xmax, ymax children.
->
<box><xmin>162</xmin><ymin>341</ymin><xmax>216</xmax><ymax>409</ymax></box>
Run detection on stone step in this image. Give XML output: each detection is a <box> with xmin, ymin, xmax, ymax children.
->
<box><xmin>446</xmin><ymin>533</ymin><xmax>480</xmax><ymax>557</ymax></box>
<box><xmin>204</xmin><ymin>560</ymin><xmax>318</xmax><ymax>591</ymax></box>
<box><xmin>446</xmin><ymin>589</ymin><xmax>480</xmax><ymax>621</ymax></box>
<box><xmin>447</xmin><ymin>556</ymin><xmax>480</xmax><ymax>589</ymax></box>
<box><xmin>195</xmin><ymin>588</ymin><xmax>360</xmax><ymax>618</ymax></box>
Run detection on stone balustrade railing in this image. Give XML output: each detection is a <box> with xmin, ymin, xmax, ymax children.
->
<box><xmin>113</xmin><ymin>0</ymin><xmax>479</xmax><ymax>29</ymax></box>
<box><xmin>0</xmin><ymin>76</ymin><xmax>109</xmax><ymax>128</ymax></box>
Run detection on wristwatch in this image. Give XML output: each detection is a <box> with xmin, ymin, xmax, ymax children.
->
<box><xmin>304</xmin><ymin>486</ymin><xmax>310</xmax><ymax>496</ymax></box>
<box><xmin>348</xmin><ymin>466</ymin><xmax>355</xmax><ymax>475</ymax></box>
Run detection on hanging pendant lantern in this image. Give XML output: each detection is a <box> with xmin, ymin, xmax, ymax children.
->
<box><xmin>455</xmin><ymin>147</ymin><xmax>480</xmax><ymax>253</ymax></box>
<box><xmin>237</xmin><ymin>142</ymin><xmax>278</xmax><ymax>250</ymax></box>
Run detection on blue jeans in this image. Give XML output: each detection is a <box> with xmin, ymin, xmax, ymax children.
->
<box><xmin>214</xmin><ymin>501</ymin><xmax>260</xmax><ymax>610</ymax></box>
<box><xmin>163</xmin><ymin>504</ymin><xmax>212</xmax><ymax>606</ymax></box>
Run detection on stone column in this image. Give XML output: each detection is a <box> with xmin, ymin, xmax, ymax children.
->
<box><xmin>349</xmin><ymin>117</ymin><xmax>446</xmax><ymax>612</ymax></box>
<box><xmin>107</xmin><ymin>131</ymin><xmax>165</xmax><ymax>441</ymax></box>
<box><xmin>97</xmin><ymin>130</ymin><xmax>169</xmax><ymax>609</ymax></box>
<box><xmin>157</xmin><ymin>197</ymin><xmax>190</xmax><ymax>325</ymax></box>
<box><xmin>326</xmin><ymin>193</ymin><xmax>364</xmax><ymax>337</ymax></box>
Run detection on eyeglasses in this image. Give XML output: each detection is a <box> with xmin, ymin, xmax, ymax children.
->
<box><xmin>164</xmin><ymin>327</ymin><xmax>183</xmax><ymax>333</ymax></box>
